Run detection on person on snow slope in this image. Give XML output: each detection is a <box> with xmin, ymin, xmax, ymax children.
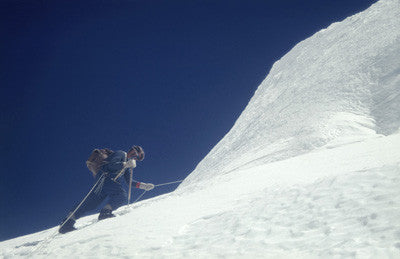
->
<box><xmin>59</xmin><ymin>146</ymin><xmax>154</xmax><ymax>234</ymax></box>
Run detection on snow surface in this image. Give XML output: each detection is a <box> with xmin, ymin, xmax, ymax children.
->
<box><xmin>1</xmin><ymin>0</ymin><xmax>400</xmax><ymax>258</ymax></box>
<box><xmin>180</xmin><ymin>0</ymin><xmax>400</xmax><ymax>189</ymax></box>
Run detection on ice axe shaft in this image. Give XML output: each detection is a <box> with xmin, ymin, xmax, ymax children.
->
<box><xmin>128</xmin><ymin>167</ymin><xmax>133</xmax><ymax>205</ymax></box>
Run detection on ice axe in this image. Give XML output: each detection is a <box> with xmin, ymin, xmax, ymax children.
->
<box><xmin>128</xmin><ymin>167</ymin><xmax>133</xmax><ymax>205</ymax></box>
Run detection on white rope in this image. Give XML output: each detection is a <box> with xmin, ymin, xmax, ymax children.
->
<box><xmin>31</xmin><ymin>177</ymin><xmax>183</xmax><ymax>254</ymax></box>
<box><xmin>128</xmin><ymin>179</ymin><xmax>183</xmax><ymax>204</ymax></box>
<box><xmin>133</xmin><ymin>190</ymin><xmax>147</xmax><ymax>203</ymax></box>
<box><xmin>29</xmin><ymin>227</ymin><xmax>58</xmax><ymax>255</ymax></box>
<box><xmin>112</xmin><ymin>164</ymin><xmax>128</xmax><ymax>181</ymax></box>
<box><xmin>131</xmin><ymin>179</ymin><xmax>183</xmax><ymax>187</ymax></box>
<box><xmin>154</xmin><ymin>180</ymin><xmax>183</xmax><ymax>187</ymax></box>
<box><xmin>30</xmin><ymin>173</ymin><xmax>106</xmax><ymax>255</ymax></box>
<box><xmin>60</xmin><ymin>173</ymin><xmax>106</xmax><ymax>229</ymax></box>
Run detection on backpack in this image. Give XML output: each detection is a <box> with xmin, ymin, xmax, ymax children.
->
<box><xmin>86</xmin><ymin>148</ymin><xmax>114</xmax><ymax>177</ymax></box>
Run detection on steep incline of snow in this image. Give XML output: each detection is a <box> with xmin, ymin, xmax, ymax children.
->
<box><xmin>1</xmin><ymin>0</ymin><xmax>400</xmax><ymax>258</ymax></box>
<box><xmin>180</xmin><ymin>0</ymin><xmax>400</xmax><ymax>189</ymax></box>
<box><xmin>1</xmin><ymin>133</ymin><xmax>400</xmax><ymax>258</ymax></box>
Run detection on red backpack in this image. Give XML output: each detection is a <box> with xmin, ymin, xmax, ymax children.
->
<box><xmin>86</xmin><ymin>148</ymin><xmax>114</xmax><ymax>177</ymax></box>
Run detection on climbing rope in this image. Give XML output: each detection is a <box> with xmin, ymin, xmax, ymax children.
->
<box><xmin>30</xmin><ymin>177</ymin><xmax>182</xmax><ymax>255</ymax></box>
<box><xmin>154</xmin><ymin>180</ymin><xmax>183</xmax><ymax>187</ymax></box>
<box><xmin>131</xmin><ymin>179</ymin><xmax>183</xmax><ymax>187</ymax></box>
<box><xmin>133</xmin><ymin>190</ymin><xmax>147</xmax><ymax>203</ymax></box>
<box><xmin>30</xmin><ymin>173</ymin><xmax>106</xmax><ymax>255</ymax></box>
<box><xmin>129</xmin><ymin>179</ymin><xmax>184</xmax><ymax>203</ymax></box>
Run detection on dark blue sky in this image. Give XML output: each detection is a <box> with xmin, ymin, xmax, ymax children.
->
<box><xmin>0</xmin><ymin>0</ymin><xmax>374</xmax><ymax>241</ymax></box>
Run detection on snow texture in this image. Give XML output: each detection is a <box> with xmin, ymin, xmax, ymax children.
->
<box><xmin>1</xmin><ymin>0</ymin><xmax>400</xmax><ymax>258</ymax></box>
<box><xmin>180</xmin><ymin>0</ymin><xmax>400</xmax><ymax>189</ymax></box>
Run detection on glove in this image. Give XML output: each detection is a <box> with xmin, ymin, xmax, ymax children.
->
<box><xmin>125</xmin><ymin>159</ymin><xmax>136</xmax><ymax>169</ymax></box>
<box><xmin>137</xmin><ymin>182</ymin><xmax>154</xmax><ymax>191</ymax></box>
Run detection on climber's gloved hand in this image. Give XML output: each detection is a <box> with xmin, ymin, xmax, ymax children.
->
<box><xmin>137</xmin><ymin>182</ymin><xmax>154</xmax><ymax>191</ymax></box>
<box><xmin>125</xmin><ymin>159</ymin><xmax>136</xmax><ymax>169</ymax></box>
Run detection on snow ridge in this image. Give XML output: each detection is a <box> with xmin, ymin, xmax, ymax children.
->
<box><xmin>1</xmin><ymin>0</ymin><xmax>400</xmax><ymax>258</ymax></box>
<box><xmin>180</xmin><ymin>0</ymin><xmax>400</xmax><ymax>189</ymax></box>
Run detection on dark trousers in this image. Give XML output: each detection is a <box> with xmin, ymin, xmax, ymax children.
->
<box><xmin>73</xmin><ymin>175</ymin><xmax>127</xmax><ymax>219</ymax></box>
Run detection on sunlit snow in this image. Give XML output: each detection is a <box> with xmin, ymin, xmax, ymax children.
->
<box><xmin>1</xmin><ymin>0</ymin><xmax>399</xmax><ymax>257</ymax></box>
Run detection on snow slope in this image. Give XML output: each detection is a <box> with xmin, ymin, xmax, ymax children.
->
<box><xmin>1</xmin><ymin>0</ymin><xmax>400</xmax><ymax>258</ymax></box>
<box><xmin>1</xmin><ymin>135</ymin><xmax>400</xmax><ymax>258</ymax></box>
<box><xmin>180</xmin><ymin>0</ymin><xmax>400</xmax><ymax>189</ymax></box>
